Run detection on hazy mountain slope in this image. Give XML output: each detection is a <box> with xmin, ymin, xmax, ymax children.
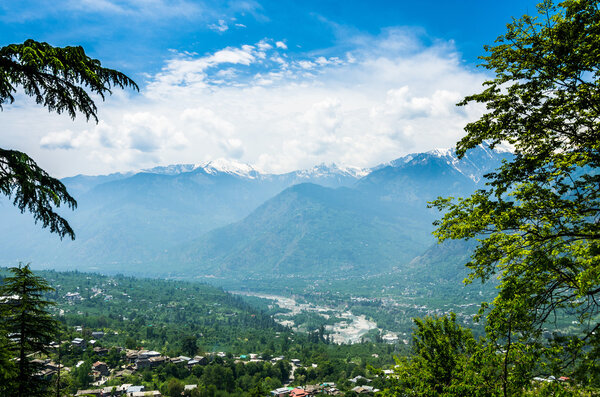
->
<box><xmin>0</xmin><ymin>162</ymin><xmax>369</xmax><ymax>271</ymax></box>
<box><xmin>161</xmin><ymin>145</ymin><xmax>512</xmax><ymax>280</ymax></box>
<box><xmin>168</xmin><ymin>183</ymin><xmax>433</xmax><ymax>278</ymax></box>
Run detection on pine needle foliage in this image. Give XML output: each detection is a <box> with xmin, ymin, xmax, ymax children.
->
<box><xmin>0</xmin><ymin>264</ymin><xmax>58</xmax><ymax>397</ymax></box>
<box><xmin>0</xmin><ymin>39</ymin><xmax>138</xmax><ymax>239</ymax></box>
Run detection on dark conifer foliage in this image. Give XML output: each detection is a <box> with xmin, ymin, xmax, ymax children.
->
<box><xmin>0</xmin><ymin>264</ymin><xmax>58</xmax><ymax>397</ymax></box>
<box><xmin>0</xmin><ymin>40</ymin><xmax>138</xmax><ymax>239</ymax></box>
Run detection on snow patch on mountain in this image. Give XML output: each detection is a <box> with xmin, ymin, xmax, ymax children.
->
<box><xmin>372</xmin><ymin>143</ymin><xmax>512</xmax><ymax>183</ymax></box>
<box><xmin>142</xmin><ymin>164</ymin><xmax>196</xmax><ymax>175</ymax></box>
<box><xmin>293</xmin><ymin>163</ymin><xmax>370</xmax><ymax>179</ymax></box>
<box><xmin>200</xmin><ymin>158</ymin><xmax>260</xmax><ymax>179</ymax></box>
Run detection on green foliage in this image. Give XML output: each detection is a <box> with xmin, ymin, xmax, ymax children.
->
<box><xmin>0</xmin><ymin>333</ymin><xmax>17</xmax><ymax>396</ymax></box>
<box><xmin>182</xmin><ymin>335</ymin><xmax>199</xmax><ymax>357</ymax></box>
<box><xmin>0</xmin><ymin>264</ymin><xmax>58</xmax><ymax>397</ymax></box>
<box><xmin>431</xmin><ymin>0</ymin><xmax>600</xmax><ymax>391</ymax></box>
<box><xmin>0</xmin><ymin>39</ymin><xmax>137</xmax><ymax>239</ymax></box>
<box><xmin>166</xmin><ymin>378</ymin><xmax>184</xmax><ymax>397</ymax></box>
<box><xmin>381</xmin><ymin>314</ymin><xmax>504</xmax><ymax>396</ymax></box>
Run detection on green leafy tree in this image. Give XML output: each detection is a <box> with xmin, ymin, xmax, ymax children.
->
<box><xmin>0</xmin><ymin>264</ymin><xmax>58</xmax><ymax>397</ymax></box>
<box><xmin>70</xmin><ymin>360</ymin><xmax>92</xmax><ymax>391</ymax></box>
<box><xmin>166</xmin><ymin>378</ymin><xmax>184</xmax><ymax>397</ymax></box>
<box><xmin>0</xmin><ymin>39</ymin><xmax>137</xmax><ymax>239</ymax></box>
<box><xmin>381</xmin><ymin>314</ymin><xmax>502</xmax><ymax>396</ymax></box>
<box><xmin>182</xmin><ymin>335</ymin><xmax>198</xmax><ymax>357</ymax></box>
<box><xmin>431</xmin><ymin>0</ymin><xmax>600</xmax><ymax>391</ymax></box>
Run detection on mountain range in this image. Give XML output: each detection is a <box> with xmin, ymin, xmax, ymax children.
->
<box><xmin>0</xmin><ymin>144</ymin><xmax>511</xmax><ymax>283</ymax></box>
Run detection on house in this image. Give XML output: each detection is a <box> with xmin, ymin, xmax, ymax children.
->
<box><xmin>126</xmin><ymin>350</ymin><xmax>139</xmax><ymax>363</ymax></box>
<box><xmin>102</xmin><ymin>384</ymin><xmax>129</xmax><ymax>396</ymax></box>
<box><xmin>130</xmin><ymin>392</ymin><xmax>161</xmax><ymax>397</ymax></box>
<box><xmin>126</xmin><ymin>385</ymin><xmax>145</xmax><ymax>394</ymax></box>
<box><xmin>271</xmin><ymin>387</ymin><xmax>291</xmax><ymax>396</ymax></box>
<box><xmin>114</xmin><ymin>369</ymin><xmax>134</xmax><ymax>379</ymax></box>
<box><xmin>149</xmin><ymin>355</ymin><xmax>167</xmax><ymax>367</ymax></box>
<box><xmin>92</xmin><ymin>361</ymin><xmax>109</xmax><ymax>376</ymax></box>
<box><xmin>349</xmin><ymin>375</ymin><xmax>372</xmax><ymax>384</ymax></box>
<box><xmin>135</xmin><ymin>357</ymin><xmax>150</xmax><ymax>369</ymax></box>
<box><xmin>91</xmin><ymin>331</ymin><xmax>105</xmax><ymax>338</ymax></box>
<box><xmin>72</xmin><ymin>338</ymin><xmax>86</xmax><ymax>349</ymax></box>
<box><xmin>271</xmin><ymin>356</ymin><xmax>285</xmax><ymax>364</ymax></box>
<box><xmin>35</xmin><ymin>367</ymin><xmax>57</xmax><ymax>380</ymax></box>
<box><xmin>138</xmin><ymin>350</ymin><xmax>161</xmax><ymax>359</ymax></box>
<box><xmin>171</xmin><ymin>356</ymin><xmax>191</xmax><ymax>365</ymax></box>
<box><xmin>290</xmin><ymin>388</ymin><xmax>308</xmax><ymax>397</ymax></box>
<box><xmin>381</xmin><ymin>333</ymin><xmax>399</xmax><ymax>344</ymax></box>
<box><xmin>65</xmin><ymin>292</ymin><xmax>83</xmax><ymax>302</ymax></box>
<box><xmin>351</xmin><ymin>385</ymin><xmax>380</xmax><ymax>394</ymax></box>
<box><xmin>75</xmin><ymin>389</ymin><xmax>102</xmax><ymax>396</ymax></box>
<box><xmin>304</xmin><ymin>384</ymin><xmax>322</xmax><ymax>394</ymax></box>
<box><xmin>184</xmin><ymin>384</ymin><xmax>198</xmax><ymax>391</ymax></box>
<box><xmin>291</xmin><ymin>359</ymin><xmax>301</xmax><ymax>366</ymax></box>
<box><xmin>93</xmin><ymin>346</ymin><xmax>109</xmax><ymax>356</ymax></box>
<box><xmin>193</xmin><ymin>355</ymin><xmax>208</xmax><ymax>365</ymax></box>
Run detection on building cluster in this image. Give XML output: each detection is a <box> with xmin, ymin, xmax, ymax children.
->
<box><xmin>43</xmin><ymin>325</ymin><xmax>384</xmax><ymax>396</ymax></box>
<box><xmin>270</xmin><ymin>383</ymin><xmax>341</xmax><ymax>396</ymax></box>
<box><xmin>75</xmin><ymin>384</ymin><xmax>168</xmax><ymax>396</ymax></box>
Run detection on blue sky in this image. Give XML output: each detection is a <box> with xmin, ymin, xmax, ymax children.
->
<box><xmin>1</xmin><ymin>0</ymin><xmax>540</xmax><ymax>176</ymax></box>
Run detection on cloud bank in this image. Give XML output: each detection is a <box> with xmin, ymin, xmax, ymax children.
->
<box><xmin>5</xmin><ymin>28</ymin><xmax>488</xmax><ymax>177</ymax></box>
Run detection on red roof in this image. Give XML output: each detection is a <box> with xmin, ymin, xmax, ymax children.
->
<box><xmin>290</xmin><ymin>388</ymin><xmax>308</xmax><ymax>397</ymax></box>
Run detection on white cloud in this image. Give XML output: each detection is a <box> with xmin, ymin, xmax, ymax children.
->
<box><xmin>16</xmin><ymin>28</ymin><xmax>489</xmax><ymax>177</ymax></box>
<box><xmin>257</xmin><ymin>40</ymin><xmax>273</xmax><ymax>51</ymax></box>
<box><xmin>297</xmin><ymin>60</ymin><xmax>316</xmax><ymax>70</ymax></box>
<box><xmin>208</xmin><ymin>19</ymin><xmax>229</xmax><ymax>32</ymax></box>
<box><xmin>219</xmin><ymin>138</ymin><xmax>245</xmax><ymax>159</ymax></box>
<box><xmin>275</xmin><ymin>41</ymin><xmax>287</xmax><ymax>49</ymax></box>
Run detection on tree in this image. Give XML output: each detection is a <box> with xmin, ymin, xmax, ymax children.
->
<box><xmin>0</xmin><ymin>264</ymin><xmax>58</xmax><ymax>397</ymax></box>
<box><xmin>432</xmin><ymin>0</ymin><xmax>600</xmax><ymax>391</ymax></box>
<box><xmin>0</xmin><ymin>333</ymin><xmax>17</xmax><ymax>396</ymax></box>
<box><xmin>1</xmin><ymin>39</ymin><xmax>138</xmax><ymax>239</ymax></box>
<box><xmin>182</xmin><ymin>334</ymin><xmax>198</xmax><ymax>357</ymax></box>
<box><xmin>166</xmin><ymin>378</ymin><xmax>184</xmax><ymax>397</ymax></box>
<box><xmin>381</xmin><ymin>314</ymin><xmax>503</xmax><ymax>396</ymax></box>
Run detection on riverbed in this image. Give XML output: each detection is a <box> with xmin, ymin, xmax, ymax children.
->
<box><xmin>232</xmin><ymin>291</ymin><xmax>379</xmax><ymax>344</ymax></box>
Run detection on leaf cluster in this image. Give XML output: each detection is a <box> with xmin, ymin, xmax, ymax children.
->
<box><xmin>430</xmin><ymin>0</ymin><xmax>600</xmax><ymax>389</ymax></box>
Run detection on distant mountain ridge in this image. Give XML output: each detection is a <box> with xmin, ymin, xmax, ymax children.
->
<box><xmin>0</xmin><ymin>144</ymin><xmax>512</xmax><ymax>282</ymax></box>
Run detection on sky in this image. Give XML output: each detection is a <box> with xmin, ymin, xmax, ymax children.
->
<box><xmin>1</xmin><ymin>0</ymin><xmax>541</xmax><ymax>177</ymax></box>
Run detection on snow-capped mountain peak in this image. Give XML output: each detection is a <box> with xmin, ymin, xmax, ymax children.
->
<box><xmin>373</xmin><ymin>143</ymin><xmax>513</xmax><ymax>183</ymax></box>
<box><xmin>295</xmin><ymin>163</ymin><xmax>370</xmax><ymax>179</ymax></box>
<box><xmin>200</xmin><ymin>158</ymin><xmax>260</xmax><ymax>179</ymax></box>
